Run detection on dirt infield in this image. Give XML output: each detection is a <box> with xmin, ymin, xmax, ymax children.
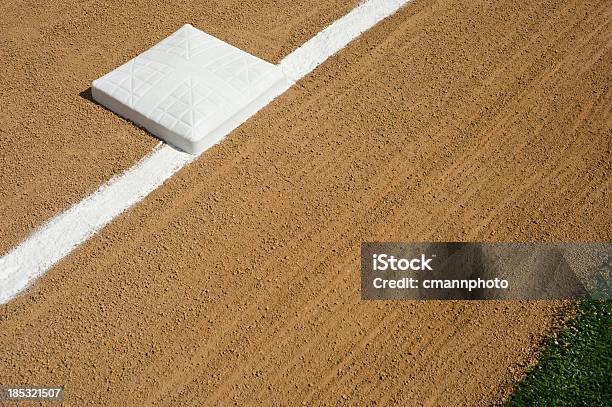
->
<box><xmin>0</xmin><ymin>0</ymin><xmax>359</xmax><ymax>255</ymax></box>
<box><xmin>0</xmin><ymin>0</ymin><xmax>610</xmax><ymax>405</ymax></box>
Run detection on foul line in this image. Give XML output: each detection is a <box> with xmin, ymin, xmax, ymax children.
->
<box><xmin>0</xmin><ymin>0</ymin><xmax>410</xmax><ymax>304</ymax></box>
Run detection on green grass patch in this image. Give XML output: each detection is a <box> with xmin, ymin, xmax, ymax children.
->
<box><xmin>505</xmin><ymin>300</ymin><xmax>611</xmax><ymax>406</ymax></box>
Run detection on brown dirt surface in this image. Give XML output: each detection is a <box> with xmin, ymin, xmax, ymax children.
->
<box><xmin>1</xmin><ymin>0</ymin><xmax>611</xmax><ymax>406</ymax></box>
<box><xmin>0</xmin><ymin>0</ymin><xmax>359</xmax><ymax>255</ymax></box>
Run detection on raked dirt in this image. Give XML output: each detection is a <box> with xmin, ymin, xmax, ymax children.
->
<box><xmin>0</xmin><ymin>0</ymin><xmax>359</xmax><ymax>255</ymax></box>
<box><xmin>0</xmin><ymin>0</ymin><xmax>611</xmax><ymax>406</ymax></box>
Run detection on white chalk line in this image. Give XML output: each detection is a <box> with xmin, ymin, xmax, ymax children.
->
<box><xmin>0</xmin><ymin>0</ymin><xmax>410</xmax><ymax>304</ymax></box>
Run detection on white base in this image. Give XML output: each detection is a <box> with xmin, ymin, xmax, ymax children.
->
<box><xmin>92</xmin><ymin>24</ymin><xmax>291</xmax><ymax>154</ymax></box>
